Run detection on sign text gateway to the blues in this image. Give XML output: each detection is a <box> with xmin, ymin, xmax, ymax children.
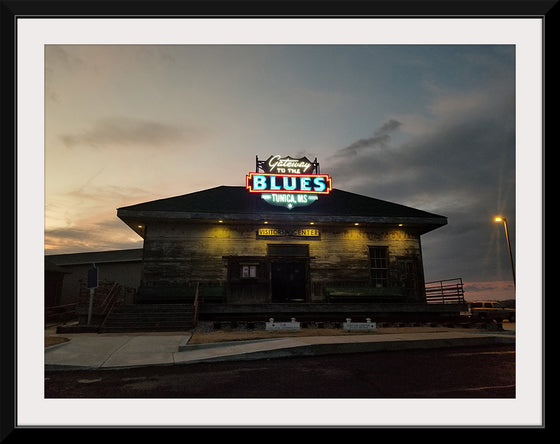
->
<box><xmin>264</xmin><ymin>155</ymin><xmax>314</xmax><ymax>174</ymax></box>
<box><xmin>247</xmin><ymin>155</ymin><xmax>333</xmax><ymax>209</ymax></box>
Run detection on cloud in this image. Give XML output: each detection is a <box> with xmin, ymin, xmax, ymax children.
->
<box><xmin>66</xmin><ymin>184</ymin><xmax>154</xmax><ymax>207</ymax></box>
<box><xmin>45</xmin><ymin>184</ymin><xmax>161</xmax><ymax>249</ymax></box>
<box><xmin>60</xmin><ymin>117</ymin><xmax>207</xmax><ymax>150</ymax></box>
<box><xmin>45</xmin><ymin>217</ymin><xmax>143</xmax><ymax>254</ymax></box>
<box><xmin>334</xmin><ymin>119</ymin><xmax>402</xmax><ymax>157</ymax></box>
<box><xmin>329</xmin><ymin>79</ymin><xmax>514</xmax><ymax>207</ymax></box>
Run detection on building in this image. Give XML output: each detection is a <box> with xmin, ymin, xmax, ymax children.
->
<box><xmin>44</xmin><ymin>258</ymin><xmax>71</xmax><ymax>308</ymax></box>
<box><xmin>45</xmin><ymin>249</ymin><xmax>143</xmax><ymax>306</ymax></box>
<box><xmin>115</xmin><ymin>156</ymin><xmax>449</xmax><ymax>322</ymax></box>
<box><xmin>50</xmin><ymin>156</ymin><xmax>463</xmax><ymax>330</ymax></box>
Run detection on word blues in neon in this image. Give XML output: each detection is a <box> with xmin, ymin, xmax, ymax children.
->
<box><xmin>246</xmin><ymin>173</ymin><xmax>332</xmax><ymax>194</ymax></box>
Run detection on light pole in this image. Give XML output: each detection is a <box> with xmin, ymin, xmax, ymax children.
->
<box><xmin>494</xmin><ymin>216</ymin><xmax>515</xmax><ymax>286</ymax></box>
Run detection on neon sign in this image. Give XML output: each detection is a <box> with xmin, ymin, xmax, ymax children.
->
<box><xmin>263</xmin><ymin>155</ymin><xmax>313</xmax><ymax>174</ymax></box>
<box><xmin>260</xmin><ymin>193</ymin><xmax>318</xmax><ymax>208</ymax></box>
<box><xmin>247</xmin><ymin>155</ymin><xmax>333</xmax><ymax>209</ymax></box>
<box><xmin>246</xmin><ymin>173</ymin><xmax>332</xmax><ymax>194</ymax></box>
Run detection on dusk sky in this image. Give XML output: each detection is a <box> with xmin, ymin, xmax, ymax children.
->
<box><xmin>44</xmin><ymin>43</ymin><xmax>517</xmax><ymax>300</ymax></box>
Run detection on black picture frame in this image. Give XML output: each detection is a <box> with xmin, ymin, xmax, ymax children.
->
<box><xmin>1</xmin><ymin>0</ymin><xmax>553</xmax><ymax>435</ymax></box>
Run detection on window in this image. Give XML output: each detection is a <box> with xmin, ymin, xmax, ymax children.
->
<box><xmin>369</xmin><ymin>246</ymin><xmax>388</xmax><ymax>287</ymax></box>
<box><xmin>241</xmin><ymin>265</ymin><xmax>258</xmax><ymax>278</ymax></box>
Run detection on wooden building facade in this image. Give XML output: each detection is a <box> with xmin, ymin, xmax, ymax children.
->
<box><xmin>117</xmin><ymin>185</ymin><xmax>447</xmax><ymax>307</ymax></box>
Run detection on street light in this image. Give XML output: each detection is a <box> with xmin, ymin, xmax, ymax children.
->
<box><xmin>494</xmin><ymin>216</ymin><xmax>515</xmax><ymax>285</ymax></box>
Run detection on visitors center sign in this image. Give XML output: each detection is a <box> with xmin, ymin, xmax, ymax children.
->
<box><xmin>246</xmin><ymin>155</ymin><xmax>333</xmax><ymax>209</ymax></box>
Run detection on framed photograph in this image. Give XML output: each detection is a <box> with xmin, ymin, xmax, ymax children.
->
<box><xmin>3</xmin><ymin>0</ymin><xmax>550</xmax><ymax>433</ymax></box>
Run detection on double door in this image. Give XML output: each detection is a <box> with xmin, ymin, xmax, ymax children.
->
<box><xmin>270</xmin><ymin>260</ymin><xmax>308</xmax><ymax>303</ymax></box>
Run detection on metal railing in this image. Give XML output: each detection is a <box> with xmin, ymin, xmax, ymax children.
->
<box><xmin>425</xmin><ymin>278</ymin><xmax>465</xmax><ymax>304</ymax></box>
<box><xmin>98</xmin><ymin>282</ymin><xmax>122</xmax><ymax>328</ymax></box>
<box><xmin>45</xmin><ymin>303</ymin><xmax>77</xmax><ymax>324</ymax></box>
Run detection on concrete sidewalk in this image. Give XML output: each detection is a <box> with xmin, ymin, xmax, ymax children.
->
<box><xmin>45</xmin><ymin>328</ymin><xmax>515</xmax><ymax>371</ymax></box>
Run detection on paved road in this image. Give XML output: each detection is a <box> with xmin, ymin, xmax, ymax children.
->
<box><xmin>45</xmin><ymin>344</ymin><xmax>515</xmax><ymax>398</ymax></box>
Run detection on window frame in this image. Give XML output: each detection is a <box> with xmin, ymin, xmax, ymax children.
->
<box><xmin>240</xmin><ymin>264</ymin><xmax>259</xmax><ymax>279</ymax></box>
<box><xmin>369</xmin><ymin>246</ymin><xmax>389</xmax><ymax>287</ymax></box>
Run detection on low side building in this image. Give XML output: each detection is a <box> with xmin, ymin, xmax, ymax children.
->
<box><xmin>44</xmin><ymin>258</ymin><xmax>71</xmax><ymax>308</ymax></box>
<box><xmin>45</xmin><ymin>249</ymin><xmax>143</xmax><ymax>306</ymax></box>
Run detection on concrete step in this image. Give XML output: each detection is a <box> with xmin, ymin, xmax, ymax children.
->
<box><xmin>99</xmin><ymin>304</ymin><xmax>195</xmax><ymax>333</ymax></box>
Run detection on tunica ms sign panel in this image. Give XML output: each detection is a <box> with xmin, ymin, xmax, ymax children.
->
<box><xmin>246</xmin><ymin>155</ymin><xmax>333</xmax><ymax>209</ymax></box>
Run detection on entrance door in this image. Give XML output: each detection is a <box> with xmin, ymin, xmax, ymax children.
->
<box><xmin>271</xmin><ymin>261</ymin><xmax>307</xmax><ymax>302</ymax></box>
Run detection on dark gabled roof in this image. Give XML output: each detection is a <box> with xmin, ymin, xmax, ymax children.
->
<box><xmin>117</xmin><ymin>186</ymin><xmax>447</xmax><ymax>234</ymax></box>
